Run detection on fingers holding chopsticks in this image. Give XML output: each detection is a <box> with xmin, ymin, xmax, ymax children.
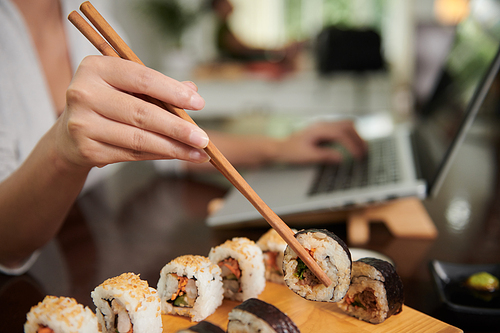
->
<box><xmin>80</xmin><ymin>55</ymin><xmax>206</xmax><ymax>111</ymax></box>
<box><xmin>55</xmin><ymin>55</ymin><xmax>210</xmax><ymax>168</ymax></box>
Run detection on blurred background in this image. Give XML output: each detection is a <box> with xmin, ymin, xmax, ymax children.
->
<box><xmin>106</xmin><ymin>0</ymin><xmax>472</xmax><ymax>118</ymax></box>
<box><xmin>103</xmin><ymin>0</ymin><xmax>494</xmax><ymax>140</ymax></box>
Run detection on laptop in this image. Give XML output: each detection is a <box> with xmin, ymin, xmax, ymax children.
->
<box><xmin>207</xmin><ymin>6</ymin><xmax>500</xmax><ymax>228</ymax></box>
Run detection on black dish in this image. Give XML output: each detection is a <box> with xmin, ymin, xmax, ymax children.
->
<box><xmin>430</xmin><ymin>260</ymin><xmax>500</xmax><ymax>315</ymax></box>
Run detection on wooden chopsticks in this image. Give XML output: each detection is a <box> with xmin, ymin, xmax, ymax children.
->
<box><xmin>68</xmin><ymin>1</ymin><xmax>332</xmax><ymax>287</ymax></box>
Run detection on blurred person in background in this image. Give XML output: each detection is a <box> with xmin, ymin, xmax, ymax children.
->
<box><xmin>210</xmin><ymin>0</ymin><xmax>302</xmax><ymax>77</ymax></box>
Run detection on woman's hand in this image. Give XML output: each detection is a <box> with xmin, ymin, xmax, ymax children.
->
<box><xmin>53</xmin><ymin>55</ymin><xmax>210</xmax><ymax>171</ymax></box>
<box><xmin>274</xmin><ymin>120</ymin><xmax>367</xmax><ymax>165</ymax></box>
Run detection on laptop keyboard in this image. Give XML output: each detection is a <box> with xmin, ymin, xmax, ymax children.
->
<box><xmin>309</xmin><ymin>136</ymin><xmax>401</xmax><ymax>195</ymax></box>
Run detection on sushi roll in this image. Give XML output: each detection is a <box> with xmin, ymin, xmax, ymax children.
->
<box><xmin>257</xmin><ymin>228</ymin><xmax>296</xmax><ymax>285</ymax></box>
<box><xmin>208</xmin><ymin>237</ymin><xmax>265</xmax><ymax>302</ymax></box>
<box><xmin>24</xmin><ymin>296</ymin><xmax>98</xmax><ymax>333</ymax></box>
<box><xmin>227</xmin><ymin>298</ymin><xmax>300</xmax><ymax>333</ymax></box>
<box><xmin>338</xmin><ymin>257</ymin><xmax>404</xmax><ymax>324</ymax></box>
<box><xmin>282</xmin><ymin>228</ymin><xmax>351</xmax><ymax>302</ymax></box>
<box><xmin>157</xmin><ymin>255</ymin><xmax>224</xmax><ymax>322</ymax></box>
<box><xmin>91</xmin><ymin>272</ymin><xmax>162</xmax><ymax>333</ymax></box>
<box><xmin>176</xmin><ymin>321</ymin><xmax>225</xmax><ymax>333</ymax></box>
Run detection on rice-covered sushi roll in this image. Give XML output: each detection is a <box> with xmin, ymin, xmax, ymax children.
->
<box><xmin>338</xmin><ymin>257</ymin><xmax>404</xmax><ymax>324</ymax></box>
<box><xmin>24</xmin><ymin>296</ymin><xmax>98</xmax><ymax>333</ymax></box>
<box><xmin>91</xmin><ymin>272</ymin><xmax>162</xmax><ymax>333</ymax></box>
<box><xmin>157</xmin><ymin>255</ymin><xmax>224</xmax><ymax>322</ymax></box>
<box><xmin>176</xmin><ymin>321</ymin><xmax>225</xmax><ymax>333</ymax></box>
<box><xmin>227</xmin><ymin>298</ymin><xmax>300</xmax><ymax>333</ymax></box>
<box><xmin>208</xmin><ymin>237</ymin><xmax>265</xmax><ymax>302</ymax></box>
<box><xmin>283</xmin><ymin>228</ymin><xmax>351</xmax><ymax>302</ymax></box>
<box><xmin>257</xmin><ymin>228</ymin><xmax>296</xmax><ymax>285</ymax></box>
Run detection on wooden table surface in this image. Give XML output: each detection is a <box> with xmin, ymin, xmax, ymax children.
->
<box><xmin>1</xmin><ymin>118</ymin><xmax>500</xmax><ymax>332</ymax></box>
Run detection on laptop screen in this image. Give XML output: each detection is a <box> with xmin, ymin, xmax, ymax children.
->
<box><xmin>414</xmin><ymin>0</ymin><xmax>500</xmax><ymax>197</ymax></box>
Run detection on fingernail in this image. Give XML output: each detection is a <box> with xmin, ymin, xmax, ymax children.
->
<box><xmin>190</xmin><ymin>93</ymin><xmax>205</xmax><ymax>110</ymax></box>
<box><xmin>190</xmin><ymin>149</ymin><xmax>210</xmax><ymax>162</ymax></box>
<box><xmin>183</xmin><ymin>81</ymin><xmax>198</xmax><ymax>91</ymax></box>
<box><xmin>189</xmin><ymin>129</ymin><xmax>209</xmax><ymax>148</ymax></box>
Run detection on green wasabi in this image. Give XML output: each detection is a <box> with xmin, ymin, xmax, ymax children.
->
<box><xmin>465</xmin><ymin>271</ymin><xmax>499</xmax><ymax>292</ymax></box>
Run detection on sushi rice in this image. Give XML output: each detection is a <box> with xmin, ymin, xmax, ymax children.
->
<box><xmin>91</xmin><ymin>272</ymin><xmax>162</xmax><ymax>333</ymax></box>
<box><xmin>209</xmin><ymin>237</ymin><xmax>265</xmax><ymax>302</ymax></box>
<box><xmin>338</xmin><ymin>257</ymin><xmax>404</xmax><ymax>324</ymax></box>
<box><xmin>283</xmin><ymin>229</ymin><xmax>351</xmax><ymax>302</ymax></box>
<box><xmin>157</xmin><ymin>255</ymin><xmax>224</xmax><ymax>322</ymax></box>
<box><xmin>257</xmin><ymin>228</ymin><xmax>296</xmax><ymax>285</ymax></box>
<box><xmin>24</xmin><ymin>295</ymin><xmax>98</xmax><ymax>333</ymax></box>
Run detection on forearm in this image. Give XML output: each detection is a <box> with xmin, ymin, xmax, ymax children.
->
<box><xmin>183</xmin><ymin>121</ymin><xmax>367</xmax><ymax>173</ymax></box>
<box><xmin>0</xmin><ymin>128</ymin><xmax>90</xmax><ymax>267</ymax></box>
<box><xmin>0</xmin><ymin>56</ymin><xmax>213</xmax><ymax>268</ymax></box>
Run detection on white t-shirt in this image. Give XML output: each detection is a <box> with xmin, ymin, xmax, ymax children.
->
<box><xmin>0</xmin><ymin>0</ymin><xmax>180</xmax><ymax>275</ymax></box>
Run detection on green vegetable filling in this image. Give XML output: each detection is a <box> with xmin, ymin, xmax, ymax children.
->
<box><xmin>350</xmin><ymin>296</ymin><xmax>367</xmax><ymax>310</ymax></box>
<box><xmin>225</xmin><ymin>273</ymin><xmax>238</xmax><ymax>280</ymax></box>
<box><xmin>173</xmin><ymin>294</ymin><xmax>189</xmax><ymax>307</ymax></box>
<box><xmin>295</xmin><ymin>258</ymin><xmax>308</xmax><ymax>280</ymax></box>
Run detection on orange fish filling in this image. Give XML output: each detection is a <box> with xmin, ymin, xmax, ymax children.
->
<box><xmin>218</xmin><ymin>258</ymin><xmax>242</xmax><ymax>280</ymax></box>
<box><xmin>37</xmin><ymin>326</ymin><xmax>54</xmax><ymax>333</ymax></box>
<box><xmin>170</xmin><ymin>274</ymin><xmax>189</xmax><ymax>301</ymax></box>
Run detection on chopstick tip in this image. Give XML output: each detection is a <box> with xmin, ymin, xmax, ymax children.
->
<box><xmin>67</xmin><ymin>10</ymin><xmax>81</xmax><ymax>23</ymax></box>
<box><xmin>80</xmin><ymin>1</ymin><xmax>93</xmax><ymax>11</ymax></box>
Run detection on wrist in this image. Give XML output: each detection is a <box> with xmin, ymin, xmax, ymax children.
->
<box><xmin>261</xmin><ymin>137</ymin><xmax>284</xmax><ymax>164</ymax></box>
<box><xmin>51</xmin><ymin>147</ymin><xmax>91</xmax><ymax>175</ymax></box>
<box><xmin>45</xmin><ymin>124</ymin><xmax>92</xmax><ymax>179</ymax></box>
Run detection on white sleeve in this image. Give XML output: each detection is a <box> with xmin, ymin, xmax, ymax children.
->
<box><xmin>0</xmin><ymin>250</ymin><xmax>40</xmax><ymax>276</ymax></box>
<box><xmin>153</xmin><ymin>159</ymin><xmax>186</xmax><ymax>176</ymax></box>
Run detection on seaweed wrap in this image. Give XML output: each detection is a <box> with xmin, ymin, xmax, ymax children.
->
<box><xmin>176</xmin><ymin>321</ymin><xmax>225</xmax><ymax>333</ymax></box>
<box><xmin>157</xmin><ymin>255</ymin><xmax>224</xmax><ymax>322</ymax></box>
<box><xmin>208</xmin><ymin>237</ymin><xmax>265</xmax><ymax>302</ymax></box>
<box><xmin>257</xmin><ymin>228</ymin><xmax>296</xmax><ymax>285</ymax></box>
<box><xmin>227</xmin><ymin>298</ymin><xmax>300</xmax><ymax>333</ymax></box>
<box><xmin>24</xmin><ymin>296</ymin><xmax>98</xmax><ymax>333</ymax></box>
<box><xmin>283</xmin><ymin>228</ymin><xmax>351</xmax><ymax>302</ymax></box>
<box><xmin>91</xmin><ymin>272</ymin><xmax>162</xmax><ymax>333</ymax></box>
<box><xmin>338</xmin><ymin>257</ymin><xmax>404</xmax><ymax>324</ymax></box>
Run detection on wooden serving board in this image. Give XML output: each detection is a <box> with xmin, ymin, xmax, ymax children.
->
<box><xmin>161</xmin><ymin>282</ymin><xmax>462</xmax><ymax>333</ymax></box>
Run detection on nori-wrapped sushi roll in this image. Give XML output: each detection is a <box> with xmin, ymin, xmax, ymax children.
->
<box><xmin>176</xmin><ymin>321</ymin><xmax>225</xmax><ymax>333</ymax></box>
<box><xmin>283</xmin><ymin>229</ymin><xmax>352</xmax><ymax>302</ymax></box>
<box><xmin>338</xmin><ymin>257</ymin><xmax>404</xmax><ymax>324</ymax></box>
<box><xmin>227</xmin><ymin>298</ymin><xmax>300</xmax><ymax>333</ymax></box>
